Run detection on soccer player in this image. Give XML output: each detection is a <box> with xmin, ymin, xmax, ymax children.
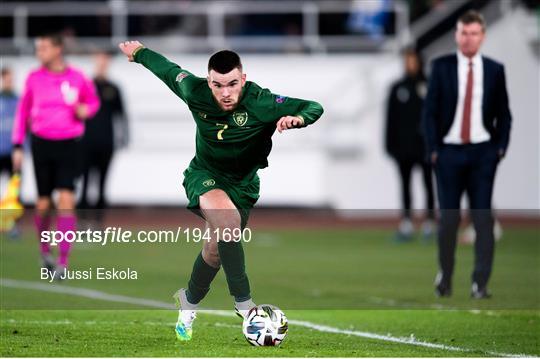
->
<box><xmin>118</xmin><ymin>40</ymin><xmax>323</xmax><ymax>341</ymax></box>
<box><xmin>12</xmin><ymin>34</ymin><xmax>100</xmax><ymax>277</ymax></box>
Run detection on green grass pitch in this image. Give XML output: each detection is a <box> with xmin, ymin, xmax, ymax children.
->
<box><xmin>1</xmin><ymin>225</ymin><xmax>539</xmax><ymax>357</ymax></box>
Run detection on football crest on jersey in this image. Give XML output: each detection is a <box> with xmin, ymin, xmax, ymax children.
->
<box><xmin>232</xmin><ymin>111</ymin><xmax>248</xmax><ymax>127</ymax></box>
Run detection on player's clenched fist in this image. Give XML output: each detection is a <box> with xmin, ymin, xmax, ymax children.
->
<box><xmin>118</xmin><ymin>40</ymin><xmax>144</xmax><ymax>62</ymax></box>
<box><xmin>276</xmin><ymin>116</ymin><xmax>304</xmax><ymax>133</ymax></box>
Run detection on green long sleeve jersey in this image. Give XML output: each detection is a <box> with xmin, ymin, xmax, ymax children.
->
<box><xmin>134</xmin><ymin>48</ymin><xmax>324</xmax><ymax>181</ymax></box>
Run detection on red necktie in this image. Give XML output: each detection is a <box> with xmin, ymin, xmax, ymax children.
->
<box><xmin>460</xmin><ymin>60</ymin><xmax>473</xmax><ymax>144</ymax></box>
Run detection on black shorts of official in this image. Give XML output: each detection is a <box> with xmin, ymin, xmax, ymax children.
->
<box><xmin>31</xmin><ymin>135</ymin><xmax>82</xmax><ymax>196</ymax></box>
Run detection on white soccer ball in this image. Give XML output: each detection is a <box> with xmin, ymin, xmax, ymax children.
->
<box><xmin>242</xmin><ymin>304</ymin><xmax>288</xmax><ymax>346</ymax></box>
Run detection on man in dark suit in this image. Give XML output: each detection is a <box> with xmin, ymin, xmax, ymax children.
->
<box><xmin>422</xmin><ymin>10</ymin><xmax>512</xmax><ymax>299</ymax></box>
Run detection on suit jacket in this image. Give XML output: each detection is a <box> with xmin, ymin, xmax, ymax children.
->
<box><xmin>422</xmin><ymin>54</ymin><xmax>512</xmax><ymax>155</ymax></box>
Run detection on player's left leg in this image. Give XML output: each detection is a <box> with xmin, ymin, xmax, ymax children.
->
<box><xmin>199</xmin><ymin>189</ymin><xmax>255</xmax><ymax>315</ymax></box>
<box><xmin>54</xmin><ymin>137</ymin><xmax>83</xmax><ymax>277</ymax></box>
<box><xmin>56</xmin><ymin>189</ymin><xmax>77</xmax><ymax>277</ymax></box>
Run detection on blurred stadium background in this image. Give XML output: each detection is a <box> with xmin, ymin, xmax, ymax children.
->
<box><xmin>1</xmin><ymin>0</ymin><xmax>538</xmax><ymax>212</ymax></box>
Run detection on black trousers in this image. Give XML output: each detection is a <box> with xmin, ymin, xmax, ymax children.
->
<box><xmin>435</xmin><ymin>142</ymin><xmax>499</xmax><ymax>287</ymax></box>
<box><xmin>395</xmin><ymin>159</ymin><xmax>435</xmax><ymax>220</ymax></box>
<box><xmin>79</xmin><ymin>147</ymin><xmax>113</xmax><ymax>209</ymax></box>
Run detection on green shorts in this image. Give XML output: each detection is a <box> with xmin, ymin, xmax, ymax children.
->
<box><xmin>182</xmin><ymin>166</ymin><xmax>260</xmax><ymax>228</ymax></box>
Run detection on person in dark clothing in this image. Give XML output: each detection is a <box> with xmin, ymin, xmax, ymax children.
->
<box><xmin>79</xmin><ymin>50</ymin><xmax>128</xmax><ymax>221</ymax></box>
<box><xmin>385</xmin><ymin>48</ymin><xmax>435</xmax><ymax>241</ymax></box>
<box><xmin>423</xmin><ymin>11</ymin><xmax>511</xmax><ymax>299</ymax></box>
<box><xmin>0</xmin><ymin>67</ymin><xmax>21</xmax><ymax>239</ymax></box>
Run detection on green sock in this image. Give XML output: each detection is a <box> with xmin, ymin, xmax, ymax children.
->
<box><xmin>218</xmin><ymin>240</ymin><xmax>251</xmax><ymax>301</ymax></box>
<box><xmin>186</xmin><ymin>252</ymin><xmax>220</xmax><ymax>304</ymax></box>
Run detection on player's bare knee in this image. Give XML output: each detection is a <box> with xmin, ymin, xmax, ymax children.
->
<box><xmin>216</xmin><ymin>221</ymin><xmax>241</xmax><ymax>241</ymax></box>
<box><xmin>36</xmin><ymin>197</ymin><xmax>51</xmax><ymax>214</ymax></box>
<box><xmin>202</xmin><ymin>248</ymin><xmax>221</xmax><ymax>268</ymax></box>
<box><xmin>213</xmin><ymin>215</ymin><xmax>241</xmax><ymax>238</ymax></box>
<box><xmin>203</xmin><ymin>238</ymin><xmax>219</xmax><ymax>253</ymax></box>
<box><xmin>57</xmin><ymin>190</ymin><xmax>75</xmax><ymax>211</ymax></box>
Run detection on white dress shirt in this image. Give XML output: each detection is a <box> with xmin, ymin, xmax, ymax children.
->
<box><xmin>443</xmin><ymin>51</ymin><xmax>491</xmax><ymax>144</ymax></box>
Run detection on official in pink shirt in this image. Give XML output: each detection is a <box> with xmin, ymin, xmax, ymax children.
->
<box><xmin>11</xmin><ymin>34</ymin><xmax>100</xmax><ymax>279</ymax></box>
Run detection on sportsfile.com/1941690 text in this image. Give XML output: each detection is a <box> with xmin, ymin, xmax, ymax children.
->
<box><xmin>39</xmin><ymin>226</ymin><xmax>252</xmax><ymax>246</ymax></box>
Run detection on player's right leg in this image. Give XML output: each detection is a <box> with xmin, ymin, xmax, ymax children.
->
<box><xmin>174</xmin><ymin>224</ymin><xmax>221</xmax><ymax>341</ymax></box>
<box><xmin>31</xmin><ymin>135</ymin><xmax>56</xmax><ymax>274</ymax></box>
<box><xmin>55</xmin><ymin>189</ymin><xmax>77</xmax><ymax>278</ymax></box>
<box><xmin>51</xmin><ymin>137</ymin><xmax>83</xmax><ymax>280</ymax></box>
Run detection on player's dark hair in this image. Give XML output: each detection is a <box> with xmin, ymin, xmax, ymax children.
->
<box><xmin>38</xmin><ymin>33</ymin><xmax>64</xmax><ymax>47</ymax></box>
<box><xmin>208</xmin><ymin>50</ymin><xmax>242</xmax><ymax>74</ymax></box>
<box><xmin>457</xmin><ymin>10</ymin><xmax>486</xmax><ymax>31</ymax></box>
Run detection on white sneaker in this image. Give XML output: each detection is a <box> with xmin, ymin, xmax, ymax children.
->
<box><xmin>173</xmin><ymin>288</ymin><xmax>197</xmax><ymax>341</ymax></box>
<box><xmin>53</xmin><ymin>264</ymin><xmax>67</xmax><ymax>282</ymax></box>
<box><xmin>234</xmin><ymin>298</ymin><xmax>256</xmax><ymax>320</ymax></box>
<box><xmin>398</xmin><ymin>218</ymin><xmax>414</xmax><ymax>236</ymax></box>
<box><xmin>41</xmin><ymin>254</ymin><xmax>55</xmax><ymax>274</ymax></box>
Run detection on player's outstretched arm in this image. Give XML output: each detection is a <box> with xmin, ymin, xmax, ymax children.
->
<box><xmin>256</xmin><ymin>88</ymin><xmax>323</xmax><ymax>133</ymax></box>
<box><xmin>274</xmin><ymin>97</ymin><xmax>324</xmax><ymax>133</ymax></box>
<box><xmin>118</xmin><ymin>40</ymin><xmax>195</xmax><ymax>102</ymax></box>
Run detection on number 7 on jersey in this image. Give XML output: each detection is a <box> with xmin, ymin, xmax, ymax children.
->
<box><xmin>216</xmin><ymin>123</ymin><xmax>228</xmax><ymax>140</ymax></box>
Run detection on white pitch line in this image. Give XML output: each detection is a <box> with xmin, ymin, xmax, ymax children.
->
<box><xmin>2</xmin><ymin>319</ymin><xmax>236</xmax><ymax>328</ymax></box>
<box><xmin>0</xmin><ymin>278</ymin><xmax>534</xmax><ymax>358</ymax></box>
